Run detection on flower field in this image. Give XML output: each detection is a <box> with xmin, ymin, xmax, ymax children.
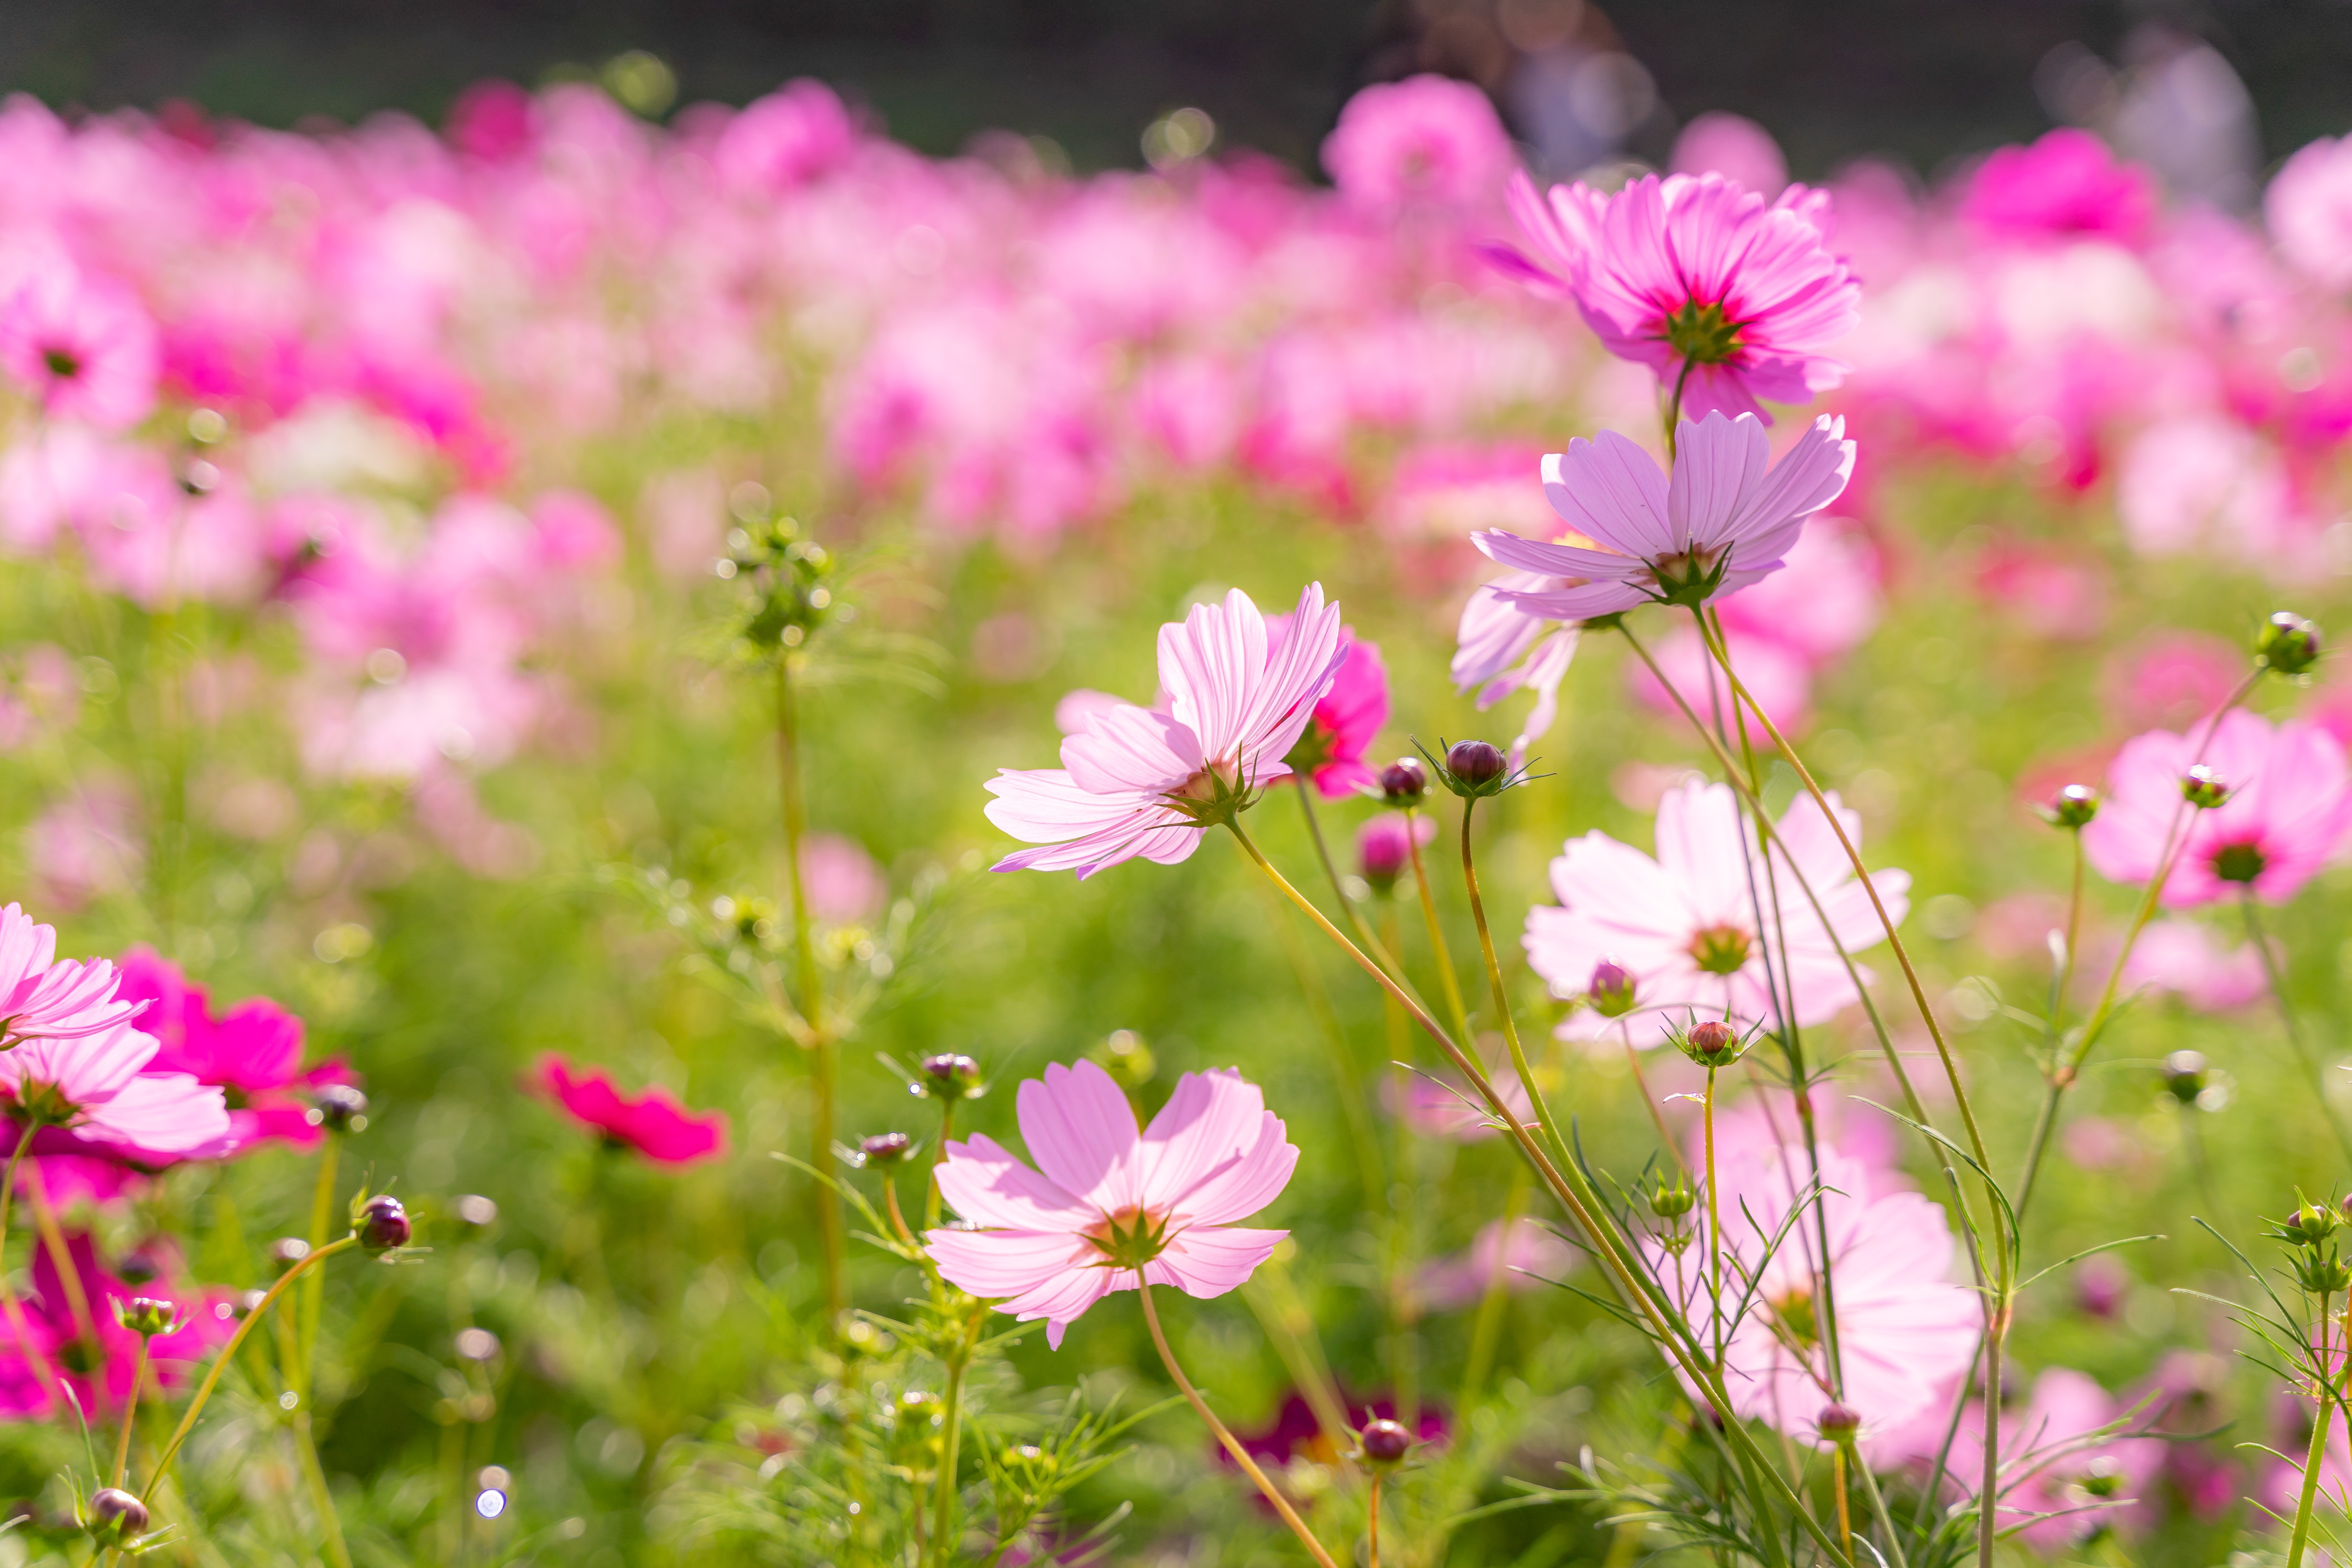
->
<box><xmin>2</xmin><ymin>60</ymin><xmax>2352</xmax><ymax>1566</ymax></box>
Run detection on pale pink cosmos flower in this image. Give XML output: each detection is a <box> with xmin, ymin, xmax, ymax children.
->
<box><xmin>1671</xmin><ymin>113</ymin><xmax>1788</xmax><ymax>200</ymax></box>
<box><xmin>2267</xmin><ymin>134</ymin><xmax>2352</xmax><ymax>290</ymax></box>
<box><xmin>0</xmin><ymin>264</ymin><xmax>160</xmax><ymax>431</ymax></box>
<box><xmin>1526</xmin><ymin>778</ymin><xmax>1907</xmax><ymax>1048</ymax></box>
<box><xmin>985</xmin><ymin>585</ymin><xmax>1347</xmax><ymax>878</ymax></box>
<box><xmin>2123</xmin><ymin>919</ymin><xmax>2270</xmax><ymax>1012</ymax></box>
<box><xmin>925</xmin><ymin>1060</ymin><xmax>1297</xmax><ymax>1348</ymax></box>
<box><xmin>1418</xmin><ymin>1217</ymin><xmax>1574</xmax><ymax>1312</ymax></box>
<box><xmin>0</xmin><ymin>904</ymin><xmax>143</xmax><ymax>1045</ymax></box>
<box><xmin>2081</xmin><ymin>710</ymin><xmax>2352</xmax><ymax>907</ymax></box>
<box><xmin>1943</xmin><ymin>1368</ymin><xmax>2159</xmax><ymax>1547</ymax></box>
<box><xmin>0</xmin><ymin>1018</ymin><xmax>230</xmax><ymax>1158</ymax></box>
<box><xmin>1320</xmin><ymin>75</ymin><xmax>1516</xmax><ymax>212</ymax></box>
<box><xmin>1491</xmin><ymin>169</ymin><xmax>1861</xmax><ymax>420</ymax></box>
<box><xmin>1472</xmin><ymin>411</ymin><xmax>1855</xmax><ymax>621</ymax></box>
<box><xmin>1655</xmin><ymin>1140</ymin><xmax>1978</xmax><ymax>1462</ymax></box>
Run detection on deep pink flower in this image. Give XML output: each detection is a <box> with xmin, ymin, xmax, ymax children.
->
<box><xmin>1269</xmin><ymin>616</ymin><xmax>1387</xmax><ymax>798</ymax></box>
<box><xmin>1356</xmin><ymin>811</ymin><xmax>1434</xmax><ymax>888</ymax></box>
<box><xmin>1320</xmin><ymin>75</ymin><xmax>1514</xmax><ymax>212</ymax></box>
<box><xmin>113</xmin><ymin>949</ymin><xmax>349</xmax><ymax>1153</ymax></box>
<box><xmin>2082</xmin><ymin>710</ymin><xmax>2352</xmax><ymax>907</ymax></box>
<box><xmin>1654</xmin><ymin>1140</ymin><xmax>1978</xmax><ymax>1460</ymax></box>
<box><xmin>1473</xmin><ymin>411</ymin><xmax>1854</xmax><ymax>621</ymax></box>
<box><xmin>1961</xmin><ymin>129</ymin><xmax>2156</xmax><ymax>248</ymax></box>
<box><xmin>1526</xmin><ymin>778</ymin><xmax>1907</xmax><ymax>1048</ymax></box>
<box><xmin>713</xmin><ymin>80</ymin><xmax>857</xmax><ymax>195</ymax></box>
<box><xmin>1492</xmin><ymin>169</ymin><xmax>1860</xmax><ymax>419</ymax></box>
<box><xmin>445</xmin><ymin>79</ymin><xmax>538</xmax><ymax>163</ymax></box>
<box><xmin>985</xmin><ymin>585</ymin><xmax>1348</xmax><ymax>878</ymax></box>
<box><xmin>529</xmin><ymin>1055</ymin><xmax>727</xmax><ymax>1166</ymax></box>
<box><xmin>925</xmin><ymin>1060</ymin><xmax>1296</xmax><ymax>1348</ymax></box>
<box><xmin>0</xmin><ymin>1017</ymin><xmax>230</xmax><ymax>1160</ymax></box>
<box><xmin>0</xmin><ymin>264</ymin><xmax>160</xmax><ymax>431</ymax></box>
<box><xmin>0</xmin><ymin>1229</ymin><xmax>234</xmax><ymax>1420</ymax></box>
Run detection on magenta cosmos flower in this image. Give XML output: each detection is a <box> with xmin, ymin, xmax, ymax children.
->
<box><xmin>985</xmin><ymin>585</ymin><xmax>1347</xmax><ymax>878</ymax></box>
<box><xmin>1491</xmin><ymin>169</ymin><xmax>1860</xmax><ymax>421</ymax></box>
<box><xmin>2081</xmin><ymin>709</ymin><xmax>2352</xmax><ymax>907</ymax></box>
<box><xmin>1269</xmin><ymin>614</ymin><xmax>1388</xmax><ymax>798</ymax></box>
<box><xmin>116</xmin><ymin>949</ymin><xmax>355</xmax><ymax>1152</ymax></box>
<box><xmin>1526</xmin><ymin>778</ymin><xmax>1907</xmax><ymax>1048</ymax></box>
<box><xmin>925</xmin><ymin>1060</ymin><xmax>1296</xmax><ymax>1348</ymax></box>
<box><xmin>1652</xmin><ymin>1140</ymin><xmax>1978</xmax><ymax>1461</ymax></box>
<box><xmin>529</xmin><ymin>1055</ymin><xmax>728</xmax><ymax>1166</ymax></box>
<box><xmin>0</xmin><ymin>1018</ymin><xmax>231</xmax><ymax>1160</ymax></box>
<box><xmin>1321</xmin><ymin>74</ymin><xmax>1515</xmax><ymax>212</ymax></box>
<box><xmin>0</xmin><ymin>264</ymin><xmax>160</xmax><ymax>432</ymax></box>
<box><xmin>1473</xmin><ymin>411</ymin><xmax>1854</xmax><ymax>622</ymax></box>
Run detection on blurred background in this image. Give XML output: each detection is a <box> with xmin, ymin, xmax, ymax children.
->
<box><xmin>9</xmin><ymin>0</ymin><xmax>2352</xmax><ymax>190</ymax></box>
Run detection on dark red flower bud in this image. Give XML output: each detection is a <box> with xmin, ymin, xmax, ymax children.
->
<box><xmin>1378</xmin><ymin>758</ymin><xmax>1429</xmax><ymax>806</ymax></box>
<box><xmin>88</xmin><ymin>1488</ymin><xmax>148</xmax><ymax>1544</ymax></box>
<box><xmin>1358</xmin><ymin>1417</ymin><xmax>1413</xmax><ymax>1468</ymax></box>
<box><xmin>1816</xmin><ymin>1403</ymin><xmax>1861</xmax><ymax>1441</ymax></box>
<box><xmin>1443</xmin><ymin>739</ymin><xmax>1508</xmax><ymax>793</ymax></box>
<box><xmin>358</xmin><ymin>1194</ymin><xmax>411</xmax><ymax>1254</ymax></box>
<box><xmin>1587</xmin><ymin>961</ymin><xmax>1637</xmax><ymax>1018</ymax></box>
<box><xmin>1683</xmin><ymin>1020</ymin><xmax>1738</xmax><ymax>1064</ymax></box>
<box><xmin>917</xmin><ymin>1053</ymin><xmax>984</xmax><ymax>1100</ymax></box>
<box><xmin>858</xmin><ymin>1131</ymin><xmax>915</xmax><ymax>1166</ymax></box>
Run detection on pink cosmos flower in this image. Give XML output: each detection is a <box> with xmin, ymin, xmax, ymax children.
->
<box><xmin>925</xmin><ymin>1060</ymin><xmax>1296</xmax><ymax>1348</ymax></box>
<box><xmin>1655</xmin><ymin>1140</ymin><xmax>1978</xmax><ymax>1460</ymax></box>
<box><xmin>0</xmin><ymin>904</ymin><xmax>143</xmax><ymax>1045</ymax></box>
<box><xmin>2267</xmin><ymin>135</ymin><xmax>2352</xmax><ymax>290</ymax></box>
<box><xmin>1943</xmin><ymin>1368</ymin><xmax>2159</xmax><ymax>1548</ymax></box>
<box><xmin>114</xmin><ymin>949</ymin><xmax>351</xmax><ymax>1152</ymax></box>
<box><xmin>1451</xmin><ymin>578</ymin><xmax>1580</xmax><ymax>767</ymax></box>
<box><xmin>1671</xmin><ymin>113</ymin><xmax>1788</xmax><ymax>200</ymax></box>
<box><xmin>2081</xmin><ymin>710</ymin><xmax>2352</xmax><ymax>907</ymax></box>
<box><xmin>1320</xmin><ymin>75</ymin><xmax>1515</xmax><ymax>212</ymax></box>
<box><xmin>528</xmin><ymin>1055</ymin><xmax>727</xmax><ymax>1166</ymax></box>
<box><xmin>1268</xmin><ymin>616</ymin><xmax>1387</xmax><ymax>798</ymax></box>
<box><xmin>985</xmin><ymin>585</ymin><xmax>1348</xmax><ymax>878</ymax></box>
<box><xmin>1356</xmin><ymin>811</ymin><xmax>1435</xmax><ymax>890</ymax></box>
<box><xmin>1526</xmin><ymin>777</ymin><xmax>1907</xmax><ymax>1048</ymax></box>
<box><xmin>0</xmin><ymin>1016</ymin><xmax>231</xmax><ymax>1160</ymax></box>
<box><xmin>1472</xmin><ymin>411</ymin><xmax>1855</xmax><ymax>621</ymax></box>
<box><xmin>0</xmin><ymin>1230</ymin><xmax>234</xmax><ymax>1420</ymax></box>
<box><xmin>26</xmin><ymin>786</ymin><xmax>145</xmax><ymax>914</ymax></box>
<box><xmin>713</xmin><ymin>80</ymin><xmax>857</xmax><ymax>195</ymax></box>
<box><xmin>2123</xmin><ymin>919</ymin><xmax>2269</xmax><ymax>1012</ymax></box>
<box><xmin>0</xmin><ymin>264</ymin><xmax>161</xmax><ymax>431</ymax></box>
<box><xmin>1418</xmin><ymin>1217</ymin><xmax>1574</xmax><ymax>1312</ymax></box>
<box><xmin>1491</xmin><ymin>170</ymin><xmax>1861</xmax><ymax>420</ymax></box>
<box><xmin>1960</xmin><ymin>130</ymin><xmax>2157</xmax><ymax>248</ymax></box>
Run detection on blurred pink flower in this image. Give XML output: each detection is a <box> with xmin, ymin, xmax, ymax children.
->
<box><xmin>2266</xmin><ymin>134</ymin><xmax>2352</xmax><ymax>290</ymax></box>
<box><xmin>1321</xmin><ymin>75</ymin><xmax>1514</xmax><ymax>212</ymax></box>
<box><xmin>800</xmin><ymin>834</ymin><xmax>886</xmax><ymax>925</ymax></box>
<box><xmin>1960</xmin><ymin>130</ymin><xmax>2156</xmax><ymax>248</ymax></box>
<box><xmin>1670</xmin><ymin>113</ymin><xmax>1788</xmax><ymax>200</ymax></box>
<box><xmin>1657</xmin><ymin>1140</ymin><xmax>1978</xmax><ymax>1459</ymax></box>
<box><xmin>2123</xmin><ymin>919</ymin><xmax>2269</xmax><ymax>1011</ymax></box>
<box><xmin>2104</xmin><ymin>632</ymin><xmax>2243</xmax><ymax>731</ymax></box>
<box><xmin>114</xmin><ymin>948</ymin><xmax>350</xmax><ymax>1153</ymax></box>
<box><xmin>713</xmin><ymin>81</ymin><xmax>857</xmax><ymax>195</ymax></box>
<box><xmin>1451</xmin><ymin>579</ymin><xmax>1580</xmax><ymax>768</ymax></box>
<box><xmin>2082</xmin><ymin>710</ymin><xmax>2352</xmax><ymax>907</ymax></box>
<box><xmin>26</xmin><ymin>787</ymin><xmax>144</xmax><ymax>914</ymax></box>
<box><xmin>0</xmin><ymin>264</ymin><xmax>159</xmax><ymax>430</ymax></box>
<box><xmin>1390</xmin><ymin>1064</ymin><xmax>1535</xmax><ymax>1142</ymax></box>
<box><xmin>925</xmin><ymin>1060</ymin><xmax>1296</xmax><ymax>1348</ymax></box>
<box><xmin>1712</xmin><ymin>520</ymin><xmax>1880</xmax><ymax>663</ymax></box>
<box><xmin>1492</xmin><ymin>169</ymin><xmax>1860</xmax><ymax>419</ymax></box>
<box><xmin>1525</xmin><ymin>777</ymin><xmax>1907</xmax><ymax>1048</ymax></box>
<box><xmin>1473</xmin><ymin>411</ymin><xmax>1855</xmax><ymax>621</ymax></box>
<box><xmin>1269</xmin><ymin>617</ymin><xmax>1387</xmax><ymax>798</ymax></box>
<box><xmin>1944</xmin><ymin>1368</ymin><xmax>2160</xmax><ymax>1548</ymax></box>
<box><xmin>528</xmin><ymin>1054</ymin><xmax>728</xmax><ymax>1167</ymax></box>
<box><xmin>0</xmin><ymin>1230</ymin><xmax>233</xmax><ymax>1420</ymax></box>
<box><xmin>986</xmin><ymin>585</ymin><xmax>1346</xmax><ymax>878</ymax></box>
<box><xmin>444</xmin><ymin>79</ymin><xmax>537</xmax><ymax>163</ymax></box>
<box><xmin>1356</xmin><ymin>811</ymin><xmax>1434</xmax><ymax>889</ymax></box>
<box><xmin>1419</xmin><ymin>1217</ymin><xmax>1574</xmax><ymax>1311</ymax></box>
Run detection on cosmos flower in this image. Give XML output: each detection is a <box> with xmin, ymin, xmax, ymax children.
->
<box><xmin>2081</xmin><ymin>710</ymin><xmax>2352</xmax><ymax>907</ymax></box>
<box><xmin>985</xmin><ymin>585</ymin><xmax>1347</xmax><ymax>878</ymax></box>
<box><xmin>0</xmin><ymin>1018</ymin><xmax>232</xmax><ymax>1160</ymax></box>
<box><xmin>113</xmin><ymin>949</ymin><xmax>354</xmax><ymax>1153</ymax></box>
<box><xmin>0</xmin><ymin>1230</ymin><xmax>235</xmax><ymax>1420</ymax></box>
<box><xmin>1653</xmin><ymin>1140</ymin><xmax>1979</xmax><ymax>1461</ymax></box>
<box><xmin>1472</xmin><ymin>411</ymin><xmax>1854</xmax><ymax>622</ymax></box>
<box><xmin>1525</xmin><ymin>777</ymin><xmax>1907</xmax><ymax>1048</ymax></box>
<box><xmin>1271</xmin><ymin>616</ymin><xmax>1388</xmax><ymax>798</ymax></box>
<box><xmin>1490</xmin><ymin>169</ymin><xmax>1861</xmax><ymax>420</ymax></box>
<box><xmin>1418</xmin><ymin>1217</ymin><xmax>1575</xmax><ymax>1312</ymax></box>
<box><xmin>1939</xmin><ymin>1368</ymin><xmax>2159</xmax><ymax>1547</ymax></box>
<box><xmin>528</xmin><ymin>1055</ymin><xmax>728</xmax><ymax>1166</ymax></box>
<box><xmin>0</xmin><ymin>905</ymin><xmax>144</xmax><ymax>1045</ymax></box>
<box><xmin>925</xmin><ymin>1060</ymin><xmax>1296</xmax><ymax>1348</ymax></box>
<box><xmin>1320</xmin><ymin>74</ymin><xmax>1515</xmax><ymax>212</ymax></box>
<box><xmin>0</xmin><ymin>263</ymin><xmax>160</xmax><ymax>431</ymax></box>
<box><xmin>2267</xmin><ymin>134</ymin><xmax>2352</xmax><ymax>291</ymax></box>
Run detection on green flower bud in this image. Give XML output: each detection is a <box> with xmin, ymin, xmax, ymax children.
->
<box><xmin>2180</xmin><ymin>766</ymin><xmax>2231</xmax><ymax>810</ymax></box>
<box><xmin>2258</xmin><ymin>612</ymin><xmax>2323</xmax><ymax>678</ymax></box>
<box><xmin>2040</xmin><ymin>784</ymin><xmax>2100</xmax><ymax>830</ymax></box>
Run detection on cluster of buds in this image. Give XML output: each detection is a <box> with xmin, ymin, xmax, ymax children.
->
<box><xmin>2270</xmin><ymin>1189</ymin><xmax>2352</xmax><ymax>1295</ymax></box>
<box><xmin>1646</xmin><ymin>1170</ymin><xmax>1698</xmax><ymax>1253</ymax></box>
<box><xmin>719</xmin><ymin>507</ymin><xmax>840</xmax><ymax>655</ymax></box>
<box><xmin>2257</xmin><ymin>611</ymin><xmax>2323</xmax><ymax>679</ymax></box>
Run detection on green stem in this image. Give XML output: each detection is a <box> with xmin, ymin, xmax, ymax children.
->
<box><xmin>1704</xmin><ymin>1066</ymin><xmax>1723</xmax><ymax>1370</ymax></box>
<box><xmin>299</xmin><ymin>1136</ymin><xmax>340</xmax><ymax>1396</ymax></box>
<box><xmin>1459</xmin><ymin>796</ymin><xmax>1569</xmax><ymax>1165</ymax></box>
<box><xmin>2289</xmin><ymin>1298</ymin><xmax>2336</xmax><ymax>1568</ymax></box>
<box><xmin>294</xmin><ymin>1405</ymin><xmax>354</xmax><ymax>1568</ymax></box>
<box><xmin>1254</xmin><ymin>873</ymin><xmax>1385</xmax><ymax>1206</ymax></box>
<box><xmin>1296</xmin><ymin>777</ymin><xmax>1411</xmax><ymax>980</ymax></box>
<box><xmin>111</xmin><ymin>1337</ymin><xmax>146</xmax><ymax>1487</ymax></box>
<box><xmin>929</xmin><ymin>1339</ymin><xmax>971</xmax><ymax>1565</ymax></box>
<box><xmin>778</xmin><ymin>658</ymin><xmax>844</xmax><ymax>1321</ymax></box>
<box><xmin>1137</xmin><ymin>1282</ymin><xmax>1342</xmax><ymax>1568</ymax></box>
<box><xmin>1850</xmin><ymin>1442</ymin><xmax>1910</xmax><ymax>1568</ymax></box>
<box><xmin>1404</xmin><ymin>808</ymin><xmax>1476</xmax><ymax>1047</ymax></box>
<box><xmin>141</xmin><ymin>1236</ymin><xmax>360</xmax><ymax>1505</ymax></box>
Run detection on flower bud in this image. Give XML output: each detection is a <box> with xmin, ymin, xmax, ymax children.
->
<box><xmin>857</xmin><ymin>1131</ymin><xmax>915</xmax><ymax>1167</ymax></box>
<box><xmin>1816</xmin><ymin>1403</ymin><xmax>1861</xmax><ymax>1443</ymax></box>
<box><xmin>1379</xmin><ymin>758</ymin><xmax>1430</xmax><ymax>806</ymax></box>
<box><xmin>1587</xmin><ymin>961</ymin><xmax>1637</xmax><ymax>1019</ymax></box>
<box><xmin>306</xmin><ymin>1084</ymin><xmax>369</xmax><ymax>1134</ymax></box>
<box><xmin>2180</xmin><ymin>766</ymin><xmax>2230</xmax><ymax>809</ymax></box>
<box><xmin>2279</xmin><ymin>1204</ymin><xmax>2341</xmax><ymax>1248</ymax></box>
<box><xmin>357</xmin><ymin>1194</ymin><xmax>411</xmax><ymax>1255</ymax></box>
<box><xmin>269</xmin><ymin>1237</ymin><xmax>312</xmax><ymax>1268</ymax></box>
<box><xmin>1357</xmin><ymin>1417</ymin><xmax>1413</xmax><ymax>1469</ymax></box>
<box><xmin>114</xmin><ymin>1297</ymin><xmax>179</xmax><ymax>1340</ymax></box>
<box><xmin>2161</xmin><ymin>1050</ymin><xmax>2208</xmax><ymax>1105</ymax></box>
<box><xmin>2040</xmin><ymin>784</ymin><xmax>2100</xmax><ymax>830</ymax></box>
<box><xmin>1357</xmin><ymin>815</ymin><xmax>1421</xmax><ymax>895</ymax></box>
<box><xmin>87</xmin><ymin>1488</ymin><xmax>147</xmax><ymax>1545</ymax></box>
<box><xmin>1679</xmin><ymin>1020</ymin><xmax>1740</xmax><ymax>1066</ymax></box>
<box><xmin>1439</xmin><ymin>739</ymin><xmax>1510</xmax><ymax>798</ymax></box>
<box><xmin>2258</xmin><ymin>612</ymin><xmax>2323</xmax><ymax>678</ymax></box>
<box><xmin>1647</xmin><ymin>1174</ymin><xmax>1697</xmax><ymax>1220</ymax></box>
<box><xmin>916</xmin><ymin>1053</ymin><xmax>984</xmax><ymax>1100</ymax></box>
<box><xmin>2295</xmin><ymin>1251</ymin><xmax>2352</xmax><ymax>1295</ymax></box>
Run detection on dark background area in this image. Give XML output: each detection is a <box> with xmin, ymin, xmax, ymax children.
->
<box><xmin>1</xmin><ymin>0</ymin><xmax>2348</xmax><ymax>178</ymax></box>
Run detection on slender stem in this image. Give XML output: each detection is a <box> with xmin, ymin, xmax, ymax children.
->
<box><xmin>929</xmin><ymin>1343</ymin><xmax>970</xmax><ymax>1565</ymax></box>
<box><xmin>1664</xmin><ymin>356</ymin><xmax>1696</xmax><ymax>458</ymax></box>
<box><xmin>293</xmin><ymin>1405</ymin><xmax>355</xmax><ymax>1568</ymax></box>
<box><xmin>1830</xmin><ymin>1444</ymin><xmax>1851</xmax><ymax>1560</ymax></box>
<box><xmin>141</xmin><ymin>1236</ymin><xmax>360</xmax><ymax>1505</ymax></box>
<box><xmin>1136</xmin><ymin>1282</ymin><xmax>1342</xmax><ymax>1568</ymax></box>
<box><xmin>1460</xmin><ymin>796</ymin><xmax>1569</xmax><ymax>1165</ymax></box>
<box><xmin>2058</xmin><ymin>832</ymin><xmax>2085</xmax><ymax>1017</ymax></box>
<box><xmin>778</xmin><ymin>658</ymin><xmax>844</xmax><ymax>1321</ymax></box>
<box><xmin>1461</xmin><ymin>1168</ymin><xmax>1528</xmax><ymax>1409</ymax></box>
<box><xmin>1852</xmin><ymin>1447</ymin><xmax>1910</xmax><ymax>1568</ymax></box>
<box><xmin>0</xmin><ymin>1125</ymin><xmax>61</xmax><ymax>1410</ymax></box>
<box><xmin>111</xmin><ymin>1337</ymin><xmax>147</xmax><ymax>1487</ymax></box>
<box><xmin>1978</xmin><ymin>1300</ymin><xmax>2008</xmax><ymax>1568</ymax></box>
<box><xmin>2243</xmin><ymin>893</ymin><xmax>2352</xmax><ymax>1162</ymax></box>
<box><xmin>1242</xmin><ymin>1276</ymin><xmax>1354</xmax><ymax>1459</ymax></box>
<box><xmin>1368</xmin><ymin>1474</ymin><xmax>1385</xmax><ymax>1568</ymax></box>
<box><xmin>1405</xmin><ymin>809</ymin><xmax>1475</xmax><ymax>1047</ymax></box>
<box><xmin>927</xmin><ymin>1100</ymin><xmax>953</xmax><ymax>1231</ymax></box>
<box><xmin>300</xmin><ymin>1135</ymin><xmax>340</xmax><ymax>1391</ymax></box>
<box><xmin>2290</xmin><ymin>1298</ymin><xmax>2337</xmax><ymax>1568</ymax></box>
<box><xmin>26</xmin><ymin>1174</ymin><xmax>98</xmax><ymax>1359</ymax></box>
<box><xmin>1295</xmin><ymin>778</ymin><xmax>1410</xmax><ymax>978</ymax></box>
<box><xmin>884</xmin><ymin>1178</ymin><xmax>915</xmax><ymax>1246</ymax></box>
<box><xmin>1252</xmin><ymin>872</ymin><xmax>1385</xmax><ymax>1205</ymax></box>
<box><xmin>1704</xmin><ymin>1066</ymin><xmax>1723</xmax><ymax>1370</ymax></box>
